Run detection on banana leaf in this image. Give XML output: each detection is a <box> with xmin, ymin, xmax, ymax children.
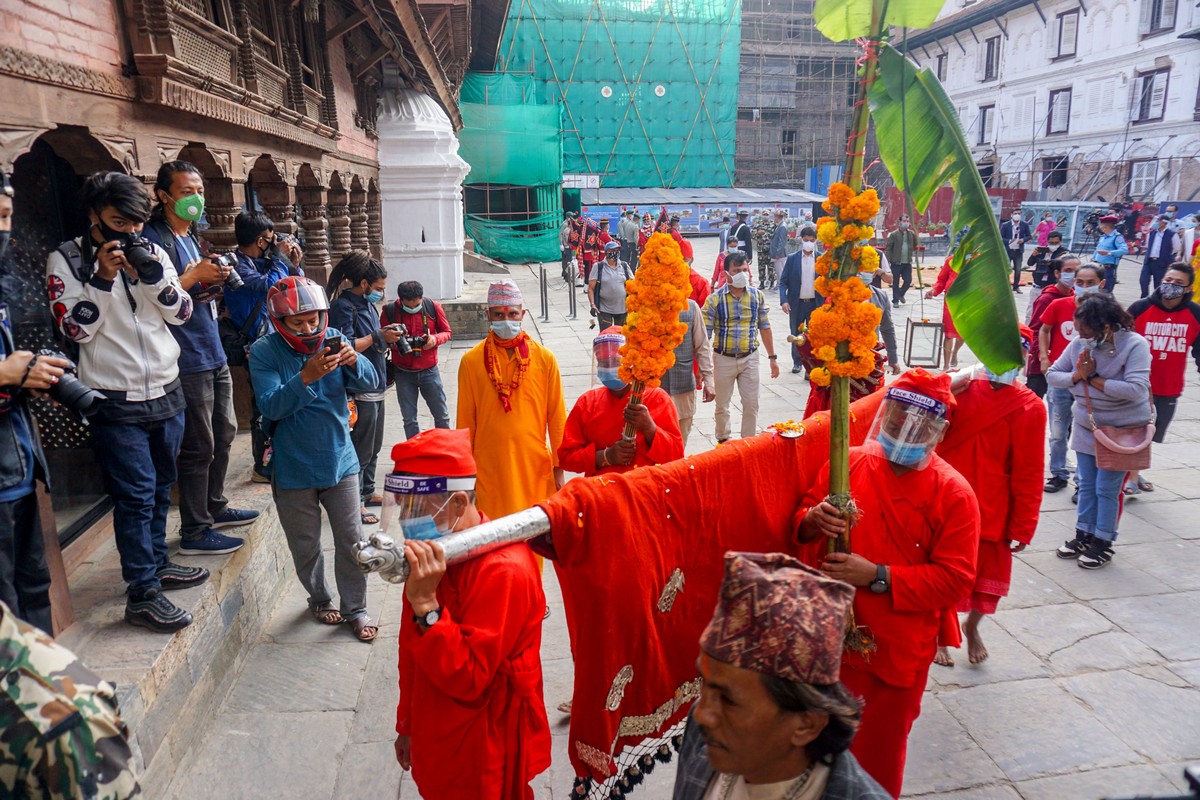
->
<box><xmin>813</xmin><ymin>0</ymin><xmax>947</xmax><ymax>42</ymax></box>
<box><xmin>867</xmin><ymin>43</ymin><xmax>1023</xmax><ymax>372</ymax></box>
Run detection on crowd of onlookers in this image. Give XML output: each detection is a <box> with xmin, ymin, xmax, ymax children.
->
<box><xmin>0</xmin><ymin>165</ymin><xmax>453</xmax><ymax>636</ymax></box>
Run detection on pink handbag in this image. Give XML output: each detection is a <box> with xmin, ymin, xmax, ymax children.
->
<box><xmin>1082</xmin><ymin>382</ymin><xmax>1154</xmax><ymax>472</ymax></box>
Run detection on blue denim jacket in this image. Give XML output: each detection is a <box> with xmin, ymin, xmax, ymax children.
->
<box><xmin>248</xmin><ymin>327</ymin><xmax>379</xmax><ymax>489</ymax></box>
<box><xmin>225</xmin><ymin>252</ymin><xmax>298</xmax><ymax>340</ymax></box>
<box><xmin>328</xmin><ymin>292</ymin><xmax>388</xmax><ymax>394</ymax></box>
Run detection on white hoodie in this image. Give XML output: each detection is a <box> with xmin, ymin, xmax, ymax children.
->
<box><xmin>46</xmin><ymin>236</ymin><xmax>191</xmax><ymax>399</ymax></box>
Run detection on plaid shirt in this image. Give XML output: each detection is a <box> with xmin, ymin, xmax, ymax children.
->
<box><xmin>703</xmin><ymin>285</ymin><xmax>770</xmax><ymax>357</ymax></box>
<box><xmin>672</xmin><ymin>713</ymin><xmax>892</xmax><ymax>800</ymax></box>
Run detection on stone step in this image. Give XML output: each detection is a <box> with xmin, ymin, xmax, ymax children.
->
<box><xmin>56</xmin><ymin>438</ymin><xmax>292</xmax><ymax>796</ymax></box>
<box><xmin>463</xmin><ymin>248</ymin><xmax>509</xmax><ymax>274</ymax></box>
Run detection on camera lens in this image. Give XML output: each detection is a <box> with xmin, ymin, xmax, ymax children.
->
<box><xmin>35</xmin><ymin>350</ymin><xmax>105</xmax><ymax>422</ymax></box>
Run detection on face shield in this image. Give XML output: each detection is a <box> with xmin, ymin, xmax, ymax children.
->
<box><xmin>593</xmin><ymin>333</ymin><xmax>627</xmax><ymax>391</ymax></box>
<box><xmin>866</xmin><ymin>387</ymin><xmax>950</xmax><ymax>469</ymax></box>
<box><xmin>380</xmin><ymin>473</ymin><xmax>471</xmax><ymax>541</ymax></box>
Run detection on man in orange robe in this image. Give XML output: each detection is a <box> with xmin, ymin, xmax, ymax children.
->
<box><xmin>392</xmin><ymin>428</ymin><xmax>551</xmax><ymax>799</ymax></box>
<box><xmin>457</xmin><ymin>279</ymin><xmax>566</xmax><ymax>520</ymax></box>
<box><xmin>558</xmin><ymin>327</ymin><xmax>684</xmax><ymax>477</ymax></box>
<box><xmin>796</xmin><ymin>370</ymin><xmax>979</xmax><ymax>798</ymax></box>
<box><xmin>934</xmin><ymin>354</ymin><xmax>1045</xmax><ymax>666</ymax></box>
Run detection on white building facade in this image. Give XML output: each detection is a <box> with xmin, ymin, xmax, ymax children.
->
<box><xmin>906</xmin><ymin>0</ymin><xmax>1200</xmax><ymax>203</ymax></box>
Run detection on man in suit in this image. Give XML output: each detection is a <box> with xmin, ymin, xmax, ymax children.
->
<box><xmin>1000</xmin><ymin>210</ymin><xmax>1032</xmax><ymax>294</ymax></box>
<box><xmin>673</xmin><ymin>552</ymin><xmax>891</xmax><ymax>800</ymax></box>
<box><xmin>729</xmin><ymin>210</ymin><xmax>754</xmax><ymax>268</ymax></box>
<box><xmin>779</xmin><ymin>227</ymin><xmax>822</xmax><ymax>375</ymax></box>
<box><xmin>1140</xmin><ymin>215</ymin><xmax>1179</xmax><ymax>298</ymax></box>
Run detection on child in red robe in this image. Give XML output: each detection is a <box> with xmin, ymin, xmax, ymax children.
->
<box><xmin>391</xmin><ymin>428</ymin><xmax>551</xmax><ymax>799</ymax></box>
<box><xmin>558</xmin><ymin>327</ymin><xmax>684</xmax><ymax>477</ymax></box>
<box><xmin>795</xmin><ymin>370</ymin><xmax>979</xmax><ymax>798</ymax></box>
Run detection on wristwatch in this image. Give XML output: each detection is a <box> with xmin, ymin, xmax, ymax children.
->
<box><xmin>869</xmin><ymin>564</ymin><xmax>890</xmax><ymax>594</ymax></box>
<box><xmin>413</xmin><ymin>607</ymin><xmax>442</xmax><ymax>628</ymax></box>
<box><xmin>768</xmin><ymin>355</ymin><xmax>778</xmax><ymax>360</ymax></box>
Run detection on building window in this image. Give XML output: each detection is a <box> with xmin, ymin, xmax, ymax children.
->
<box><xmin>935</xmin><ymin>52</ymin><xmax>947</xmax><ymax>80</ymax></box>
<box><xmin>978</xmin><ymin>162</ymin><xmax>995</xmax><ymax>188</ymax></box>
<box><xmin>1047</xmin><ymin>89</ymin><xmax>1071</xmax><ymax>134</ymax></box>
<box><xmin>1134</xmin><ymin>69</ymin><xmax>1169</xmax><ymax>122</ymax></box>
<box><xmin>781</xmin><ymin>130</ymin><xmax>796</xmax><ymax>156</ymax></box>
<box><xmin>977</xmin><ymin>105</ymin><xmax>995</xmax><ymax>145</ymax></box>
<box><xmin>1042</xmin><ymin>156</ymin><xmax>1069</xmax><ymax>188</ymax></box>
<box><xmin>1048</xmin><ymin>10</ymin><xmax>1079</xmax><ymax>58</ymax></box>
<box><xmin>1128</xmin><ymin>160</ymin><xmax>1158</xmax><ymax>198</ymax></box>
<box><xmin>978</xmin><ymin>36</ymin><xmax>1001</xmax><ymax>81</ymax></box>
<box><xmin>1139</xmin><ymin>0</ymin><xmax>1178</xmax><ymax>35</ymax></box>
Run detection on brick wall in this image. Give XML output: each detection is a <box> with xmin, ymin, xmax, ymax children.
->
<box><xmin>5</xmin><ymin>0</ymin><xmax>125</xmax><ymax>76</ymax></box>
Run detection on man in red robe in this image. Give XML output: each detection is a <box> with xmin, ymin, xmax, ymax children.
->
<box><xmin>391</xmin><ymin>428</ymin><xmax>551</xmax><ymax>799</ymax></box>
<box><xmin>795</xmin><ymin>370</ymin><xmax>979</xmax><ymax>798</ymax></box>
<box><xmin>934</xmin><ymin>352</ymin><xmax>1045</xmax><ymax>667</ymax></box>
<box><xmin>558</xmin><ymin>327</ymin><xmax>684</xmax><ymax>477</ymax></box>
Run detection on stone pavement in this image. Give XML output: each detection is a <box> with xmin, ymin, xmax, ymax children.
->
<box><xmin>167</xmin><ymin>240</ymin><xmax>1200</xmax><ymax>799</ymax></box>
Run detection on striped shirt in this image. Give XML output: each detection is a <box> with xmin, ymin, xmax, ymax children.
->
<box><xmin>703</xmin><ymin>285</ymin><xmax>770</xmax><ymax>357</ymax></box>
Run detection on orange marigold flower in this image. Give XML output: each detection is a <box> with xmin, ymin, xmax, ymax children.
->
<box><xmin>827</xmin><ymin>182</ymin><xmax>854</xmax><ymax>208</ymax></box>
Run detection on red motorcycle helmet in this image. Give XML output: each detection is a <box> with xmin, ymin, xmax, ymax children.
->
<box><xmin>267</xmin><ymin>276</ymin><xmax>329</xmax><ymax>355</ymax></box>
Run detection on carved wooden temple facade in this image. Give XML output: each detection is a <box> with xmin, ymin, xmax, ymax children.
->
<box><xmin>0</xmin><ymin>0</ymin><xmax>477</xmax><ymax>552</ymax></box>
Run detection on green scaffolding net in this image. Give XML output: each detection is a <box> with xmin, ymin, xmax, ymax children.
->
<box><xmin>460</xmin><ymin>72</ymin><xmax>564</xmax><ymax>263</ymax></box>
<box><xmin>496</xmin><ymin>0</ymin><xmax>741</xmax><ymax>188</ymax></box>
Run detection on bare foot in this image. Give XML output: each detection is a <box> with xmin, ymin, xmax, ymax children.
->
<box><xmin>934</xmin><ymin>646</ymin><xmax>955</xmax><ymax>667</ymax></box>
<box><xmin>964</xmin><ymin>622</ymin><xmax>989</xmax><ymax>664</ymax></box>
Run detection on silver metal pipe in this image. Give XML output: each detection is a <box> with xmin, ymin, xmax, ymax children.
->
<box><xmin>353</xmin><ymin>507</ymin><xmax>552</xmax><ymax>584</ymax></box>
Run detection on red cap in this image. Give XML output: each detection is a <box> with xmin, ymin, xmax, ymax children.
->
<box><xmin>1099</xmin><ymin>214</ymin><xmax>1121</xmax><ymax>224</ymax></box>
<box><xmin>391</xmin><ymin>428</ymin><xmax>476</xmax><ymax>480</ymax></box>
<box><xmin>887</xmin><ymin>368</ymin><xmax>957</xmax><ymax>420</ymax></box>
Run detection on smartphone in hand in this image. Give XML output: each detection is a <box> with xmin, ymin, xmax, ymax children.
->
<box><xmin>325</xmin><ymin>333</ymin><xmax>346</xmax><ymax>355</ymax></box>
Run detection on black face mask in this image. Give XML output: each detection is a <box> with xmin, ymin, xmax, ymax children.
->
<box><xmin>97</xmin><ymin>220</ymin><xmax>135</xmax><ymax>247</ymax></box>
<box><xmin>256</xmin><ymin>237</ymin><xmax>276</xmax><ymax>260</ymax></box>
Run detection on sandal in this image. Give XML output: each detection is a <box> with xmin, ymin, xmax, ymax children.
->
<box><xmin>361</xmin><ymin>510</ymin><xmax>380</xmax><ymax>525</ymax></box>
<box><xmin>350</xmin><ymin>616</ymin><xmax>378</xmax><ymax>642</ymax></box>
<box><xmin>311</xmin><ymin>603</ymin><xmax>344</xmax><ymax>625</ymax></box>
<box><xmin>1137</xmin><ymin>477</ymin><xmax>1154</xmax><ymax>492</ymax></box>
<box><xmin>1122</xmin><ymin>483</ymin><xmax>1140</xmax><ymax>497</ymax></box>
<box><xmin>364</xmin><ymin>494</ymin><xmax>385</xmax><ymax>507</ymax></box>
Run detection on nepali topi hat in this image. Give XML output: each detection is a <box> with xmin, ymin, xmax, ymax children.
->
<box><xmin>700</xmin><ymin>552</ymin><xmax>854</xmax><ymax>685</ymax></box>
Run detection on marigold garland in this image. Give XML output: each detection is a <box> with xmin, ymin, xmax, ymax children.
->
<box><xmin>617</xmin><ymin>232</ymin><xmax>691</xmax><ymax>388</ymax></box>
<box><xmin>807</xmin><ymin>182</ymin><xmax>883</xmax><ymax>387</ymax></box>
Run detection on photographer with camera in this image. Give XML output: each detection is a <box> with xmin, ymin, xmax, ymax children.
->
<box><xmin>327</xmin><ymin>252</ymin><xmax>397</xmax><ymax>525</ymax></box>
<box><xmin>0</xmin><ymin>171</ymin><xmax>71</xmax><ymax>634</ymax></box>
<box><xmin>224</xmin><ymin>211</ymin><xmax>304</xmax><ymax>482</ymax></box>
<box><xmin>47</xmin><ymin>171</ymin><xmax>206</xmax><ymax>633</ymax></box>
<box><xmin>380</xmin><ymin>280</ymin><xmax>452</xmax><ymax>440</ymax></box>
<box><xmin>143</xmin><ymin>161</ymin><xmax>256</xmax><ymax>556</ymax></box>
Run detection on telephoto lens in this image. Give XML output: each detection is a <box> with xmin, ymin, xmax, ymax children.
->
<box><xmin>393</xmin><ymin>323</ymin><xmax>413</xmax><ymax>356</ymax></box>
<box><xmin>122</xmin><ymin>235</ymin><xmax>164</xmax><ymax>282</ymax></box>
<box><xmin>37</xmin><ymin>350</ymin><xmax>105</xmax><ymax>423</ymax></box>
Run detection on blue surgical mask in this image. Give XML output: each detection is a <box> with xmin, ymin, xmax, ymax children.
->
<box><xmin>877</xmin><ymin>430</ymin><xmax>929</xmax><ymax>467</ymax></box>
<box><xmin>597</xmin><ymin>368</ymin><xmax>627</xmax><ymax>391</ymax></box>
<box><xmin>491</xmin><ymin>320</ymin><xmax>522</xmax><ymax>340</ymax></box>
<box><xmin>366</xmin><ymin>290</ymin><xmax>384</xmax><ymax>304</ymax></box>
<box><xmin>400</xmin><ymin>497</ymin><xmax>456</xmax><ymax>540</ymax></box>
<box><xmin>401</xmin><ymin>303</ymin><xmax>423</xmax><ymax>314</ymax></box>
<box><xmin>984</xmin><ymin>366</ymin><xmax>1020</xmax><ymax>385</ymax></box>
<box><xmin>1059</xmin><ymin>272</ymin><xmax>1076</xmax><ymax>288</ymax></box>
<box><xmin>1074</xmin><ymin>284</ymin><xmax>1100</xmax><ymax>298</ymax></box>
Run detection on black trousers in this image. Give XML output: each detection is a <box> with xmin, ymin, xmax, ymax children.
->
<box><xmin>0</xmin><ymin>490</ymin><xmax>52</xmax><ymax>632</ymax></box>
<box><xmin>1152</xmin><ymin>395</ymin><xmax>1177</xmax><ymax>444</ymax></box>
<box><xmin>892</xmin><ymin>263</ymin><xmax>913</xmax><ymax>303</ymax></box>
<box><xmin>1009</xmin><ymin>249</ymin><xmax>1024</xmax><ymax>288</ymax></box>
<box><xmin>1025</xmin><ymin>373</ymin><xmax>1047</xmax><ymax>399</ymax></box>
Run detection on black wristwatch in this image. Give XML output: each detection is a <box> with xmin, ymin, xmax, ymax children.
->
<box><xmin>413</xmin><ymin>607</ymin><xmax>442</xmax><ymax>628</ymax></box>
<box><xmin>768</xmin><ymin>355</ymin><xmax>778</xmax><ymax>360</ymax></box>
<box><xmin>869</xmin><ymin>564</ymin><xmax>890</xmax><ymax>594</ymax></box>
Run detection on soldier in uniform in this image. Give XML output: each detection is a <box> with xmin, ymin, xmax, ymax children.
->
<box><xmin>0</xmin><ymin>600</ymin><xmax>142</xmax><ymax>798</ymax></box>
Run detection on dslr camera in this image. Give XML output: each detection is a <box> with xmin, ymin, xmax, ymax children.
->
<box><xmin>387</xmin><ymin>323</ymin><xmax>426</xmax><ymax>356</ymax></box>
<box><xmin>35</xmin><ymin>350</ymin><xmax>105</xmax><ymax>423</ymax></box>
<box><xmin>210</xmin><ymin>252</ymin><xmax>244</xmax><ymax>290</ymax></box>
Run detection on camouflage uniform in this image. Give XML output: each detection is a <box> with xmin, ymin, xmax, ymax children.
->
<box><xmin>0</xmin><ymin>602</ymin><xmax>141</xmax><ymax>799</ymax></box>
<box><xmin>752</xmin><ymin>217</ymin><xmax>777</xmax><ymax>286</ymax></box>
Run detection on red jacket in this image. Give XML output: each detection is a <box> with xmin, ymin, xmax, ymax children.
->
<box><xmin>380</xmin><ymin>299</ymin><xmax>453</xmax><ymax>372</ymax></box>
<box><xmin>936</xmin><ymin>381</ymin><xmax>1045</xmax><ymax>545</ymax></box>
<box><xmin>1027</xmin><ymin>284</ymin><xmax>1069</xmax><ymax>374</ymax></box>
<box><xmin>798</xmin><ymin>443</ymin><xmax>979</xmax><ymax>688</ymax></box>
<box><xmin>397</xmin><ymin>538</ymin><xmax>551</xmax><ymax>799</ymax></box>
<box><xmin>558</xmin><ymin>386</ymin><xmax>683</xmax><ymax>477</ymax></box>
<box><xmin>1128</xmin><ymin>296</ymin><xmax>1200</xmax><ymax>397</ymax></box>
<box><xmin>688</xmin><ymin>269</ymin><xmax>711</xmax><ymax>308</ymax></box>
